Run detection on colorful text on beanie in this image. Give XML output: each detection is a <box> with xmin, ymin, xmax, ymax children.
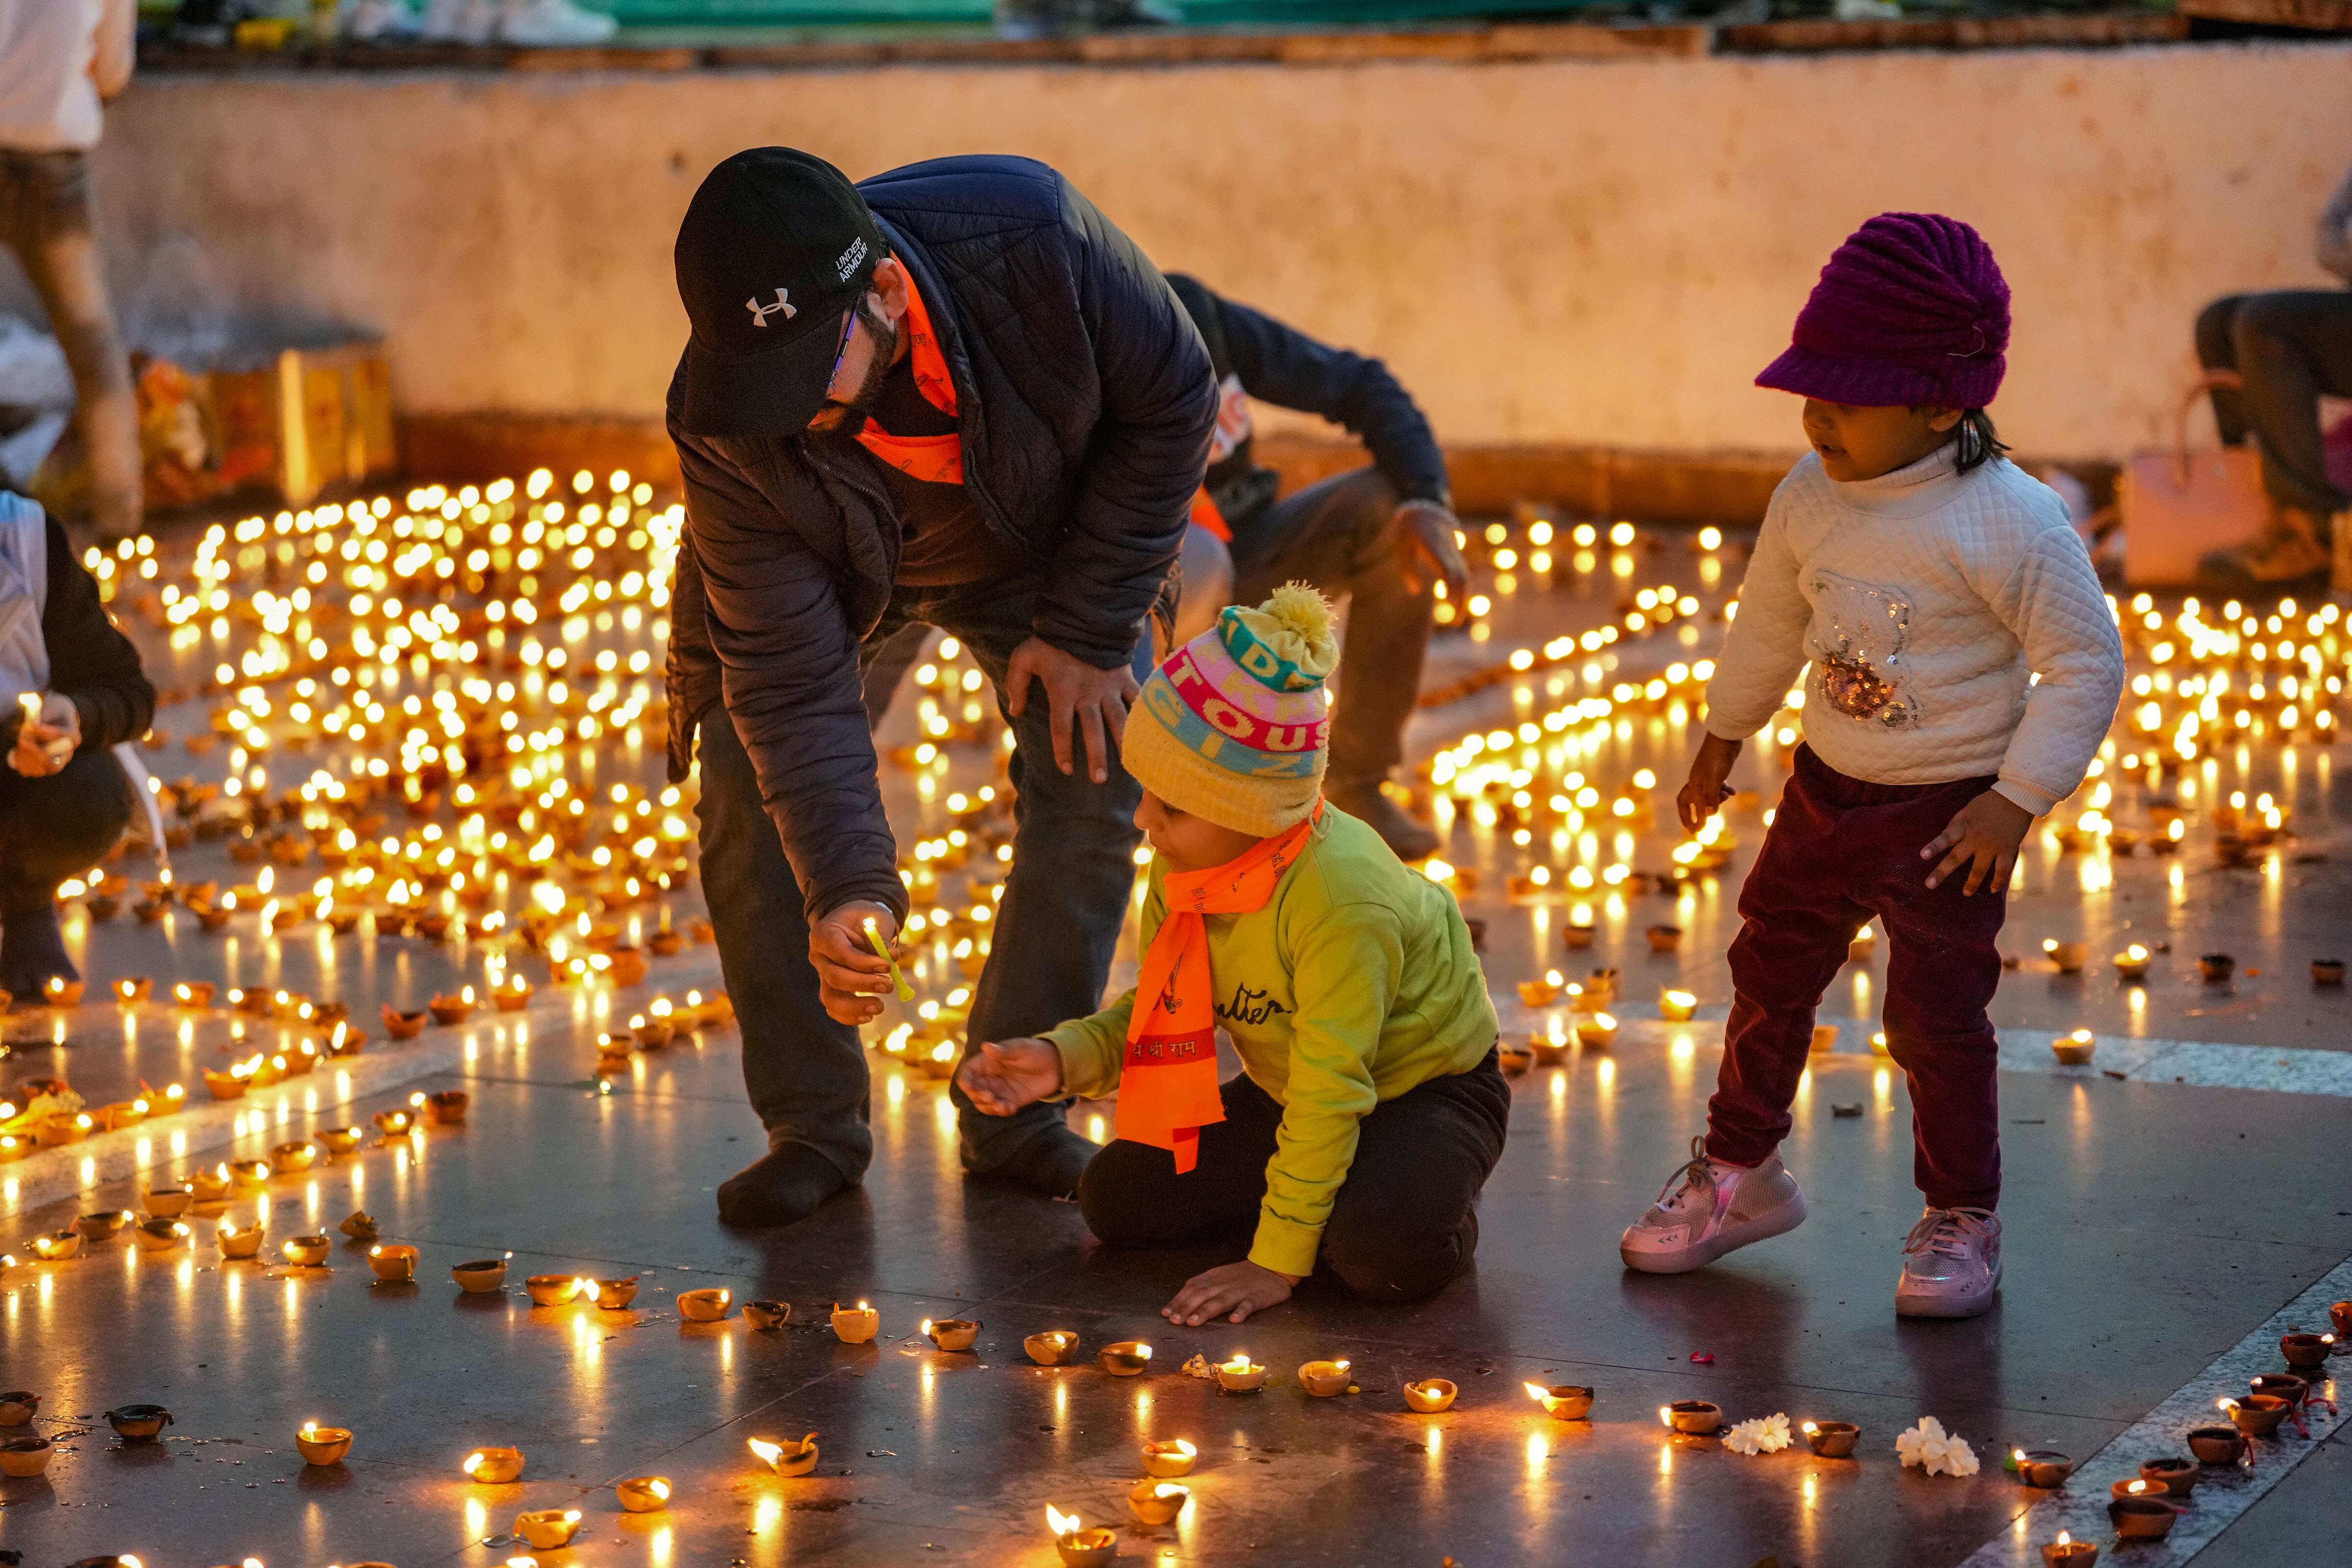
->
<box><xmin>1755</xmin><ymin>212</ymin><xmax>2010</xmax><ymax>411</ymax></box>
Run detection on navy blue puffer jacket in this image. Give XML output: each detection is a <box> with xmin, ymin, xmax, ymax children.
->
<box><xmin>664</xmin><ymin>154</ymin><xmax>1215</xmax><ymax>922</ymax></box>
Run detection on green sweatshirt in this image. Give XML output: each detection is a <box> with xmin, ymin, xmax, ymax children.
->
<box><xmin>1045</xmin><ymin>806</ymin><xmax>1497</xmax><ymax>1277</ymax></box>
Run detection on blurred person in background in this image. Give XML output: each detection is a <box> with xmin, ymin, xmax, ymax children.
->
<box><xmin>0</xmin><ymin>0</ymin><xmax>140</xmax><ymax>548</ymax></box>
<box><xmin>0</xmin><ymin>490</ymin><xmax>153</xmax><ymax>1003</ymax></box>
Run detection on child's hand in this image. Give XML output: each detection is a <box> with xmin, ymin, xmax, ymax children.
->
<box><xmin>1676</xmin><ymin>734</ymin><xmax>1743</xmax><ymax>833</ymax></box>
<box><xmin>955</xmin><ymin>1037</ymin><xmax>1063</xmax><ymax>1116</ymax></box>
<box><xmin>1920</xmin><ymin>789</ymin><xmax>2034</xmax><ymax>894</ymax></box>
<box><xmin>1162</xmin><ymin>1259</ymin><xmax>1300</xmax><ymax>1326</ymax></box>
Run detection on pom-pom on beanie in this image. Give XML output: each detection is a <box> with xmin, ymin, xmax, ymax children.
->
<box><xmin>1121</xmin><ymin>583</ymin><xmax>1336</xmax><ymax>837</ymax></box>
<box><xmin>1756</xmin><ymin>212</ymin><xmax>2010</xmax><ymax>411</ymax></box>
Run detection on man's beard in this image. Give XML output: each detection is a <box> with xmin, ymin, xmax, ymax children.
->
<box><xmin>809</xmin><ymin>295</ymin><xmax>902</xmax><ymax>441</ymax></box>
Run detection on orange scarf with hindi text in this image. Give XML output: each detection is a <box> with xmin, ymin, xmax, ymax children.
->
<box><xmin>1118</xmin><ymin>804</ymin><xmax>1320</xmax><ymax>1172</ymax></box>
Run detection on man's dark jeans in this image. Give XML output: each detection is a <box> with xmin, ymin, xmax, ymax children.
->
<box><xmin>1227</xmin><ymin>467</ymin><xmax>1431</xmax><ymax>795</ymax></box>
<box><xmin>694</xmin><ymin>568</ymin><xmax>1150</xmax><ymax>1182</ymax></box>
<box><xmin>2196</xmin><ymin>290</ymin><xmax>2352</xmax><ymax>516</ymax></box>
<box><xmin>0</xmin><ymin>745</ymin><xmax>129</xmax><ymax>914</ymax></box>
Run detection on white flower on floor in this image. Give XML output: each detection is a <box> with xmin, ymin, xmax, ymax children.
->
<box><xmin>1724</xmin><ymin>1412</ymin><xmax>1793</xmax><ymax>1456</ymax></box>
<box><xmin>1895</xmin><ymin>1416</ymin><xmax>1980</xmax><ymax>1477</ymax></box>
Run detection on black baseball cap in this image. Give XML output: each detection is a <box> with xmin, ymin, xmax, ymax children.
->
<box><xmin>674</xmin><ymin>147</ymin><xmax>886</xmax><ymax>437</ymax></box>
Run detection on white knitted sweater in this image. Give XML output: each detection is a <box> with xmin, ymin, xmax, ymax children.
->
<box><xmin>1704</xmin><ymin>447</ymin><xmax>2125</xmax><ymax>815</ymax></box>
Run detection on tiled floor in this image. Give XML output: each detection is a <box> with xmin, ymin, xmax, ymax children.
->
<box><xmin>0</xmin><ymin>498</ymin><xmax>2344</xmax><ymax>1567</ymax></box>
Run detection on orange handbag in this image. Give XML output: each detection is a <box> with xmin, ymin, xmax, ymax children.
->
<box><xmin>2119</xmin><ymin>372</ymin><xmax>2268</xmax><ymax>588</ymax></box>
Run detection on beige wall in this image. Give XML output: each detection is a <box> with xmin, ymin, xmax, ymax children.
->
<box><xmin>70</xmin><ymin>41</ymin><xmax>2352</xmax><ymax>461</ymax></box>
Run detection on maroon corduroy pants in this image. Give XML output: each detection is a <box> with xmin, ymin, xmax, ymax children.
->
<box><xmin>1705</xmin><ymin>745</ymin><xmax>2008</xmax><ymax>1211</ymax></box>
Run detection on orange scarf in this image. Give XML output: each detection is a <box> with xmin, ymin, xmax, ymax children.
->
<box><xmin>1119</xmin><ymin>804</ymin><xmax>1320</xmax><ymax>1172</ymax></box>
<box><xmin>854</xmin><ymin>271</ymin><xmax>963</xmax><ymax>486</ymax></box>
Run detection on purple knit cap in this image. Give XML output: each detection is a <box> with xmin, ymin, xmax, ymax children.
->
<box><xmin>1756</xmin><ymin>212</ymin><xmax>2010</xmax><ymax>410</ymax></box>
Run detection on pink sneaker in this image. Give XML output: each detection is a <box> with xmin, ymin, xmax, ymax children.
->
<box><xmin>1895</xmin><ymin>1207</ymin><xmax>2001</xmax><ymax>1318</ymax></box>
<box><xmin>1620</xmin><ymin>1135</ymin><xmax>1807</xmax><ymax>1274</ymax></box>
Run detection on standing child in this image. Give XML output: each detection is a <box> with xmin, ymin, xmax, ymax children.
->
<box><xmin>959</xmin><ymin>585</ymin><xmax>1506</xmax><ymax>1323</ymax></box>
<box><xmin>1618</xmin><ymin>214</ymin><xmax>2124</xmax><ymax>1317</ymax></box>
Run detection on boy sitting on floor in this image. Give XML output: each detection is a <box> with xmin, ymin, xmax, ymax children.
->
<box><xmin>958</xmin><ymin>585</ymin><xmax>1506</xmax><ymax>1324</ymax></box>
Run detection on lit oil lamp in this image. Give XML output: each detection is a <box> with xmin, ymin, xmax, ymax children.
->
<box><xmin>216</xmin><ymin>1221</ymin><xmax>266</xmax><ymax>1259</ymax></box>
<box><xmin>2051</xmin><ymin>1029</ymin><xmax>2096</xmax><ymax>1068</ymax></box>
<box><xmin>679</xmin><ymin>1287</ymin><xmax>733</xmax><ymax>1322</ymax></box>
<box><xmin>2185</xmin><ymin>1424</ymin><xmax>2245</xmax><ymax>1463</ymax></box>
<box><xmin>748</xmin><ymin>1432</ymin><xmax>819</xmax><ymax>1476</ymax></box>
<box><xmin>1024</xmin><ymin>1330</ymin><xmax>1079</xmax><ymax>1365</ymax></box>
<box><xmin>1403</xmin><ymin>1379</ymin><xmax>1457</xmax><ymax>1413</ymax></box>
<box><xmin>525</xmin><ymin>1275</ymin><xmax>584</xmax><ymax>1307</ymax></box>
<box><xmin>1099</xmin><ymin>1340</ymin><xmax>1152</xmax><ymax>1376</ymax></box>
<box><xmin>0</xmin><ymin>1437</ymin><xmax>54</xmax><ymax>1477</ymax></box>
<box><xmin>514</xmin><ymin>1508</ymin><xmax>584</xmax><ymax>1549</ymax></box>
<box><xmin>0</xmin><ymin>1394</ymin><xmax>33</xmax><ymax>1426</ymax></box>
<box><xmin>135</xmin><ymin>1219</ymin><xmax>190</xmax><ymax>1253</ymax></box>
<box><xmin>1298</xmin><ymin>1359</ymin><xmax>1352</xmax><ymax>1397</ymax></box>
<box><xmin>2113</xmin><ymin>945</ymin><xmax>2152</xmax><ymax>981</ymax></box>
<box><xmin>296</xmin><ymin>1421</ymin><xmax>353</xmax><ymax>1465</ymax></box>
<box><xmin>923</xmin><ymin>1317</ymin><xmax>980</xmax><ymax>1351</ymax></box>
<box><xmin>281</xmin><ymin>1235</ymin><xmax>332</xmax><ymax>1267</ymax></box>
<box><xmin>743</xmin><ymin>1299</ymin><xmax>791</xmax><ymax>1331</ymax></box>
<box><xmin>452</xmin><ymin>1256</ymin><xmax>509</xmax><ymax>1294</ymax></box>
<box><xmin>831</xmin><ymin>1300</ymin><xmax>880</xmax><ymax>1343</ymax></box>
<box><xmin>318</xmin><ymin>1127</ymin><xmax>363</xmax><ymax>1155</ymax></box>
<box><xmin>1659</xmin><ymin>988</ymin><xmax>1697</xmax><ymax>1021</ymax></box>
<box><xmin>463</xmin><ymin>1446</ymin><xmax>525</xmax><ymax>1483</ymax></box>
<box><xmin>2039</xmin><ymin>1530</ymin><xmax>2097</xmax><ymax>1566</ymax></box>
<box><xmin>29</xmin><ymin>1230</ymin><xmax>82</xmax><ymax>1261</ymax></box>
<box><xmin>1574</xmin><ymin>1013</ymin><xmax>1617</xmax><ymax>1050</ymax></box>
<box><xmin>595</xmin><ymin>1276</ymin><xmax>640</xmax><ymax>1309</ymax></box>
<box><xmin>1524</xmin><ymin>1382</ymin><xmax>1593</xmax><ymax>1420</ymax></box>
<box><xmin>1660</xmin><ymin>1400</ymin><xmax>1721</xmax><ymax>1435</ymax></box>
<box><xmin>105</xmin><ymin>1404</ymin><xmax>173</xmax><ymax>1442</ymax></box>
<box><xmin>1046</xmin><ymin>1505</ymin><xmax>1118</xmax><ymax>1567</ymax></box>
<box><xmin>1215</xmin><ymin>1353</ymin><xmax>1268</xmax><ymax>1393</ymax></box>
<box><xmin>615</xmin><ymin>1474</ymin><xmax>672</xmax><ymax>1512</ymax></box>
<box><xmin>1801</xmin><ymin>1420</ymin><xmax>1859</xmax><ymax>1457</ymax></box>
<box><xmin>1128</xmin><ymin>1479</ymin><xmax>1190</xmax><ymax>1525</ymax></box>
<box><xmin>2012</xmin><ymin>1448</ymin><xmax>2075</xmax><ymax>1487</ymax></box>
<box><xmin>426</xmin><ymin>1089</ymin><xmax>469</xmax><ymax>1125</ymax></box>
<box><xmin>269</xmin><ymin>1140</ymin><xmax>318</xmax><ymax>1174</ymax></box>
<box><xmin>367</xmin><ymin>1244</ymin><xmax>419</xmax><ymax>1282</ymax></box>
<box><xmin>1139</xmin><ymin>1439</ymin><xmax>1196</xmax><ymax>1477</ymax></box>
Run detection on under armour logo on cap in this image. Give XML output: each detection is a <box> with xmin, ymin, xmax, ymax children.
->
<box><xmin>746</xmin><ymin>289</ymin><xmax>797</xmax><ymax>327</ymax></box>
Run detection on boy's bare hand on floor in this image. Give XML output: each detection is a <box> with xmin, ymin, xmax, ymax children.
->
<box><xmin>1163</xmin><ymin>1260</ymin><xmax>1300</xmax><ymax>1326</ymax></box>
<box><xmin>955</xmin><ymin>1038</ymin><xmax>1062</xmax><ymax>1116</ymax></box>
<box><xmin>1676</xmin><ymin>734</ymin><xmax>1742</xmax><ymax>833</ymax></box>
<box><xmin>1920</xmin><ymin>789</ymin><xmax>2033</xmax><ymax>894</ymax></box>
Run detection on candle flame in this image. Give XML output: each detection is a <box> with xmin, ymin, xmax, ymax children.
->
<box><xmin>1046</xmin><ymin>1504</ymin><xmax>1081</xmax><ymax>1538</ymax></box>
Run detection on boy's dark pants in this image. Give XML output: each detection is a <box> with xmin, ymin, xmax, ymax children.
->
<box><xmin>1705</xmin><ymin>746</ymin><xmax>2007</xmax><ymax>1212</ymax></box>
<box><xmin>1077</xmin><ymin>1051</ymin><xmax>1509</xmax><ymax>1302</ymax></box>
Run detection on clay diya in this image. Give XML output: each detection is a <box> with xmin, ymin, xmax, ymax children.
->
<box><xmin>281</xmin><ymin>1234</ymin><xmax>332</xmax><ymax>1267</ymax></box>
<box><xmin>0</xmin><ymin>1437</ymin><xmax>54</xmax><ymax>1477</ymax></box>
<box><xmin>142</xmin><ymin>1185</ymin><xmax>192</xmax><ymax>1220</ymax></box>
<box><xmin>216</xmin><ymin>1222</ymin><xmax>266</xmax><ymax>1260</ymax></box>
<box><xmin>2051</xmin><ymin>1029</ymin><xmax>2096</xmax><ymax>1067</ymax></box>
<box><xmin>104</xmin><ymin>1404</ymin><xmax>173</xmax><ymax>1442</ymax></box>
<box><xmin>595</xmin><ymin>1276</ymin><xmax>640</xmax><ymax>1310</ymax></box>
<box><xmin>1404</xmin><ymin>1378</ymin><xmax>1458</xmax><ymax>1413</ymax></box>
<box><xmin>616</xmin><ymin>1474</ymin><xmax>672</xmax><ymax>1512</ymax></box>
<box><xmin>922</xmin><ymin>1316</ymin><xmax>979</xmax><ymax>1351</ymax></box>
<box><xmin>525</xmin><ymin>1275</ymin><xmax>584</xmax><ymax>1307</ymax></box>
<box><xmin>514</xmin><ymin>1508</ymin><xmax>584</xmax><ymax>1548</ymax></box>
<box><xmin>743</xmin><ymin>1299</ymin><xmax>792</xmax><ymax>1331</ymax></box>
<box><xmin>317</xmin><ymin>1127</ymin><xmax>364</xmax><ymax>1155</ymax></box>
<box><xmin>2107</xmin><ymin>1497</ymin><xmax>2181</xmax><ymax>1541</ymax></box>
<box><xmin>1215</xmin><ymin>1354</ymin><xmax>1268</xmax><ymax>1393</ymax></box>
<box><xmin>2137</xmin><ymin>1456</ymin><xmax>2197</xmax><ymax>1496</ymax></box>
<box><xmin>1139</xmin><ymin>1439</ymin><xmax>1197</xmax><ymax>1477</ymax></box>
<box><xmin>2012</xmin><ymin>1449</ymin><xmax>2076</xmax><ymax>1487</ymax></box>
<box><xmin>1661</xmin><ymin>1400</ymin><xmax>1722</xmax><ymax>1435</ymax></box>
<box><xmin>831</xmin><ymin>1299</ymin><xmax>880</xmax><ymax>1343</ymax></box>
<box><xmin>2280</xmin><ymin>1332</ymin><xmax>2331</xmax><ymax>1370</ymax></box>
<box><xmin>367</xmin><ymin>1245</ymin><xmax>418</xmax><ymax>1282</ymax></box>
<box><xmin>463</xmin><ymin>1446</ymin><xmax>525</xmax><ymax>1483</ymax></box>
<box><xmin>2186</xmin><ymin>1424</ymin><xmax>2246</xmax><ymax>1464</ymax></box>
<box><xmin>1128</xmin><ymin>1479</ymin><xmax>1190</xmax><ymax>1525</ymax></box>
<box><xmin>1525</xmin><ymin>1382</ymin><xmax>1595</xmax><ymax>1420</ymax></box>
<box><xmin>295</xmin><ymin>1422</ymin><xmax>353</xmax><ymax>1465</ymax></box>
<box><xmin>1024</xmin><ymin>1330</ymin><xmax>1079</xmax><ymax>1365</ymax></box>
<box><xmin>1802</xmin><ymin>1420</ymin><xmax>1860</xmax><ymax>1457</ymax></box>
<box><xmin>451</xmin><ymin>1257</ymin><xmax>508</xmax><ymax>1294</ymax></box>
<box><xmin>0</xmin><ymin>1394</ymin><xmax>36</xmax><ymax>1426</ymax></box>
<box><xmin>1047</xmin><ymin>1506</ymin><xmax>1118</xmax><ymax>1567</ymax></box>
<box><xmin>425</xmin><ymin>1090</ymin><xmax>468</xmax><ymax>1126</ymax></box>
<box><xmin>1099</xmin><ymin>1341</ymin><xmax>1153</xmax><ymax>1376</ymax></box>
<box><xmin>748</xmin><ymin>1432</ymin><xmax>820</xmax><ymax>1476</ymax></box>
<box><xmin>678</xmin><ymin>1287</ymin><xmax>733</xmax><ymax>1322</ymax></box>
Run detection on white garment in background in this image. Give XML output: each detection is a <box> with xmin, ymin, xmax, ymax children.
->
<box><xmin>1702</xmin><ymin>446</ymin><xmax>2126</xmax><ymax>817</ymax></box>
<box><xmin>0</xmin><ymin>0</ymin><xmax>134</xmax><ymax>153</ymax></box>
